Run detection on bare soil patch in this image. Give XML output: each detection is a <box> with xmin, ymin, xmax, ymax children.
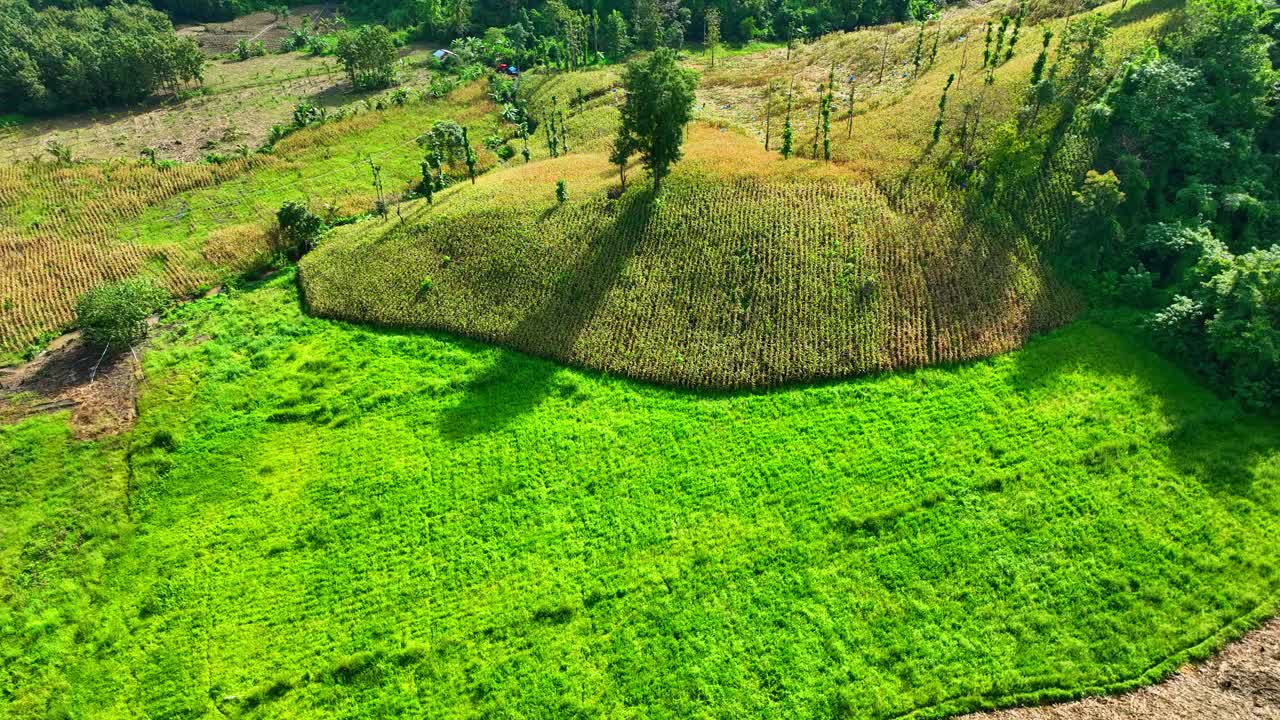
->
<box><xmin>0</xmin><ymin>45</ymin><xmax>434</xmax><ymax>163</ymax></box>
<box><xmin>964</xmin><ymin>618</ymin><xmax>1280</xmax><ymax>720</ymax></box>
<box><xmin>177</xmin><ymin>4</ymin><xmax>340</xmax><ymax>56</ymax></box>
<box><xmin>0</xmin><ymin>331</ymin><xmax>145</xmax><ymax>439</ymax></box>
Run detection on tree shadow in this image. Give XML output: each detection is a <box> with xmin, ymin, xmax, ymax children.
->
<box><xmin>435</xmin><ymin>190</ymin><xmax>656</xmax><ymax>442</ymax></box>
<box><xmin>1108</xmin><ymin>0</ymin><xmax>1184</xmax><ymax>32</ymax></box>
<box><xmin>1004</xmin><ymin>320</ymin><xmax>1280</xmax><ymax>497</ymax></box>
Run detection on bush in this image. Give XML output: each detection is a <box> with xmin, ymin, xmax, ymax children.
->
<box><xmin>428</xmin><ymin>76</ymin><xmax>458</xmax><ymax>97</ymax></box>
<box><xmin>75</xmin><ymin>278</ymin><xmax>168</xmax><ymax>350</ymax></box>
<box><xmin>556</xmin><ymin>179</ymin><xmax>567</xmax><ymax>204</ymax></box>
<box><xmin>1148</xmin><ymin>243</ymin><xmax>1280</xmax><ymax>410</ymax></box>
<box><xmin>275</xmin><ymin>202</ymin><xmax>327</xmax><ymax>259</ymax></box>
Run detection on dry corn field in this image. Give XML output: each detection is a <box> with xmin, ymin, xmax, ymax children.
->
<box><xmin>0</xmin><ymin>158</ymin><xmax>273</xmax><ymax>356</ymax></box>
<box><xmin>0</xmin><ymin>88</ymin><xmax>502</xmax><ymax>362</ymax></box>
<box><xmin>300</xmin><ymin>132</ymin><xmax>1083</xmax><ymax>389</ymax></box>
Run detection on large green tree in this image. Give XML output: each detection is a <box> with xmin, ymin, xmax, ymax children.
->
<box><xmin>613</xmin><ymin>47</ymin><xmax>698</xmax><ymax>193</ymax></box>
<box><xmin>335</xmin><ymin>24</ymin><xmax>399</xmax><ymax>90</ymax></box>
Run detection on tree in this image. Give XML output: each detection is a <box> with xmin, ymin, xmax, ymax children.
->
<box><xmin>932</xmin><ymin>72</ymin><xmax>955</xmax><ymax>143</ymax></box>
<box><xmin>335</xmin><ymin>25</ymin><xmax>398</xmax><ymax>90</ymax></box>
<box><xmin>75</xmin><ymin>278</ymin><xmax>168</xmax><ymax>351</ymax></box>
<box><xmin>615</xmin><ymin>48</ymin><xmax>698</xmax><ymax>193</ymax></box>
<box><xmin>602</xmin><ymin>9</ymin><xmax>631</xmax><ymax>60</ymax></box>
<box><xmin>781</xmin><ymin>81</ymin><xmax>794</xmax><ymax>158</ymax></box>
<box><xmin>275</xmin><ymin>201</ymin><xmax>326</xmax><ymax>258</ymax></box>
<box><xmin>821</xmin><ymin>74</ymin><xmax>833</xmax><ymax>160</ymax></box>
<box><xmin>911</xmin><ymin>19</ymin><xmax>926</xmax><ymax>78</ymax></box>
<box><xmin>764</xmin><ymin>80</ymin><xmax>776</xmax><ymax>150</ymax></box>
<box><xmin>992</xmin><ymin>15</ymin><xmax>1010</xmax><ymax>67</ymax></box>
<box><xmin>632</xmin><ymin>0</ymin><xmax>661</xmax><ymax>50</ymax></box>
<box><xmin>462</xmin><ymin>126</ymin><xmax>478</xmax><ymax>183</ymax></box>
<box><xmin>1005</xmin><ymin>0</ymin><xmax>1027</xmax><ymax>62</ymax></box>
<box><xmin>610</xmin><ymin>132</ymin><xmax>634</xmax><ymax>188</ymax></box>
<box><xmin>1070</xmin><ymin>169</ymin><xmax>1126</xmax><ymax>270</ymax></box>
<box><xmin>982</xmin><ymin>20</ymin><xmax>993</xmax><ymax>68</ymax></box>
<box><xmin>704</xmin><ymin>7</ymin><xmax>721</xmax><ymax>68</ymax></box>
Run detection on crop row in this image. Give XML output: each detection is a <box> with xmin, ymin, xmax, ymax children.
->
<box><xmin>301</xmin><ymin>170</ymin><xmax>1081</xmax><ymax>389</ymax></box>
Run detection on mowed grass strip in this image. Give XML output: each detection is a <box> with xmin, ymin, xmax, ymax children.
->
<box><xmin>301</xmin><ymin>126</ymin><xmax>1079</xmax><ymax>388</ymax></box>
<box><xmin>5</xmin><ymin>271</ymin><xmax>1278</xmax><ymax>717</ymax></box>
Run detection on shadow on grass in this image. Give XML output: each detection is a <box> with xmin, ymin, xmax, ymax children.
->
<box><xmin>1108</xmin><ymin>0</ymin><xmax>1184</xmax><ymax>31</ymax></box>
<box><xmin>436</xmin><ymin>190</ymin><xmax>655</xmax><ymax>442</ymax></box>
<box><xmin>1005</xmin><ymin>320</ymin><xmax>1280</xmax><ymax>496</ymax></box>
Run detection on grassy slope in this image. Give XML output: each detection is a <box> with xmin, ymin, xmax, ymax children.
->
<box><xmin>692</xmin><ymin>0</ymin><xmax>1182</xmax><ymax>179</ymax></box>
<box><xmin>301</xmin><ymin>126</ymin><xmax>1078</xmax><ymax>387</ymax></box>
<box><xmin>4</xmin><ymin>273</ymin><xmax>1279</xmax><ymax>718</ymax></box>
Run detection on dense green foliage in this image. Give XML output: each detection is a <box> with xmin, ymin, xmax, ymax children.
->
<box><xmin>5</xmin><ymin>272</ymin><xmax>1280</xmax><ymax>717</ymax></box>
<box><xmin>1090</xmin><ymin>0</ymin><xmax>1280</xmax><ymax>409</ymax></box>
<box><xmin>335</xmin><ymin>23</ymin><xmax>399</xmax><ymax>90</ymax></box>
<box><xmin>74</xmin><ymin>277</ymin><xmax>168</xmax><ymax>349</ymax></box>
<box><xmin>967</xmin><ymin>0</ymin><xmax>1279</xmax><ymax>410</ymax></box>
<box><xmin>615</xmin><ymin>48</ymin><xmax>698</xmax><ymax>192</ymax></box>
<box><xmin>0</xmin><ymin>0</ymin><xmax>204</xmax><ymax>114</ymax></box>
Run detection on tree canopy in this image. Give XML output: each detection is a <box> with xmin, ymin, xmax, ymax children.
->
<box><xmin>614</xmin><ymin>47</ymin><xmax>698</xmax><ymax>193</ymax></box>
<box><xmin>335</xmin><ymin>23</ymin><xmax>400</xmax><ymax>90</ymax></box>
<box><xmin>0</xmin><ymin>0</ymin><xmax>204</xmax><ymax>114</ymax></box>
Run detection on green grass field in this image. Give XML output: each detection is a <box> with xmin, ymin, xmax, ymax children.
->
<box><xmin>5</xmin><ymin>271</ymin><xmax>1279</xmax><ymax>718</ymax></box>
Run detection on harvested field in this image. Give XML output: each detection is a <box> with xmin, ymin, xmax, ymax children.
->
<box><xmin>0</xmin><ymin>44</ymin><xmax>437</xmax><ymax>164</ymax></box>
<box><xmin>176</xmin><ymin>4</ymin><xmax>341</xmax><ymax>56</ymax></box>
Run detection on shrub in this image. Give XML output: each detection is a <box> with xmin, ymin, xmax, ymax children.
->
<box><xmin>556</xmin><ymin>179</ymin><xmax>567</xmax><ymax>203</ymax></box>
<box><xmin>275</xmin><ymin>201</ymin><xmax>327</xmax><ymax>259</ymax></box>
<box><xmin>75</xmin><ymin>278</ymin><xmax>168</xmax><ymax>350</ymax></box>
<box><xmin>428</xmin><ymin>76</ymin><xmax>458</xmax><ymax>97</ymax></box>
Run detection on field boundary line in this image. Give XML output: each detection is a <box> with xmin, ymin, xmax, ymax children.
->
<box><xmin>884</xmin><ymin>591</ymin><xmax>1280</xmax><ymax>719</ymax></box>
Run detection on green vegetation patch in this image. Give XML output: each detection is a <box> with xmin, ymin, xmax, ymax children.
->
<box><xmin>4</xmin><ymin>271</ymin><xmax>1278</xmax><ymax>717</ymax></box>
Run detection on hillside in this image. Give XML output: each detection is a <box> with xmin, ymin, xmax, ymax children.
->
<box><xmin>300</xmin><ymin>125</ymin><xmax>1079</xmax><ymax>387</ymax></box>
<box><xmin>296</xmin><ymin>0</ymin><xmax>1185</xmax><ymax>388</ymax></box>
<box><xmin>4</xmin><ymin>0</ymin><xmax>1280</xmax><ymax>717</ymax></box>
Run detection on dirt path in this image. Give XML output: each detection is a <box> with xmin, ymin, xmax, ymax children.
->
<box><xmin>963</xmin><ymin>618</ymin><xmax>1280</xmax><ymax>719</ymax></box>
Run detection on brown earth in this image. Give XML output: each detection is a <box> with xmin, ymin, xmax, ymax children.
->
<box><xmin>177</xmin><ymin>4</ymin><xmax>341</xmax><ymax>56</ymax></box>
<box><xmin>963</xmin><ymin>618</ymin><xmax>1280</xmax><ymax>720</ymax></box>
<box><xmin>0</xmin><ymin>330</ymin><xmax>146</xmax><ymax>439</ymax></box>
